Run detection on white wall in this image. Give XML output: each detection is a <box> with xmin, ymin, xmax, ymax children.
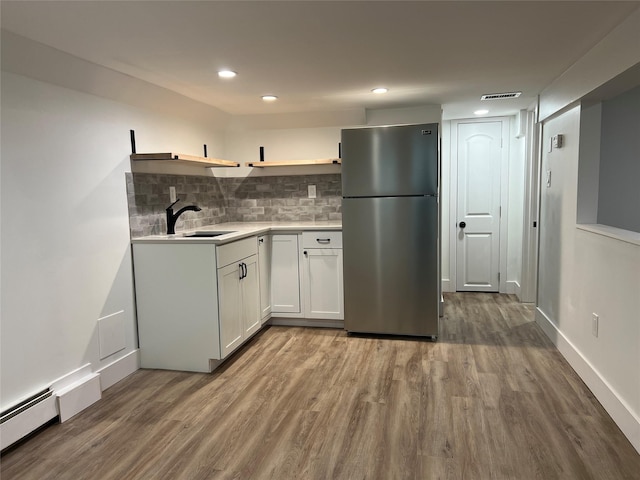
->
<box><xmin>538</xmin><ymin>8</ymin><xmax>640</xmax><ymax>122</ymax></box>
<box><xmin>440</xmin><ymin>121</ymin><xmax>451</xmax><ymax>291</ymax></box>
<box><xmin>535</xmin><ymin>8</ymin><xmax>640</xmax><ymax>452</ymax></box>
<box><xmin>220</xmin><ymin>105</ymin><xmax>442</xmax><ymax>179</ymax></box>
<box><xmin>576</xmin><ymin>102</ymin><xmax>602</xmax><ymax>224</ymax></box>
<box><xmin>597</xmin><ymin>85</ymin><xmax>640</xmax><ymax>232</ymax></box>
<box><xmin>507</xmin><ymin>116</ymin><xmax>526</xmax><ymax>295</ymax></box>
<box><xmin>536</xmin><ymin>104</ymin><xmax>640</xmax><ymax>452</ymax></box>
<box><xmin>222</xmin><ymin>126</ymin><xmax>343</xmax><ymax>178</ymax></box>
<box><xmin>0</xmin><ymin>70</ymin><xmax>226</xmax><ymax>411</ymax></box>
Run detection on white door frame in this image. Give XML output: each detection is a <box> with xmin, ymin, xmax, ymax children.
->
<box><xmin>449</xmin><ymin>117</ymin><xmax>510</xmax><ymax>293</ymax></box>
<box><xmin>519</xmin><ymin>108</ymin><xmax>541</xmax><ymax>303</ymax></box>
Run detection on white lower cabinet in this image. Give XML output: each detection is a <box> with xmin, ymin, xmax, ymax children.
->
<box><xmin>241</xmin><ymin>256</ymin><xmax>261</xmax><ymax>337</ymax></box>
<box><xmin>302</xmin><ymin>248</ymin><xmax>344</xmax><ymax>319</ymax></box>
<box><xmin>133</xmin><ymin>243</ymin><xmax>221</xmax><ymax>373</ymax></box>
<box><xmin>217</xmin><ymin>262</ymin><xmax>245</xmax><ymax>357</ymax></box>
<box><xmin>132</xmin><ymin>228</ymin><xmax>343</xmax><ymax>373</ymax></box>
<box><xmin>217</xmin><ymin>239</ymin><xmax>260</xmax><ymax>359</ymax></box>
<box><xmin>301</xmin><ymin>232</ymin><xmax>344</xmax><ymax>320</ymax></box>
<box><xmin>271</xmin><ymin>234</ymin><xmax>301</xmax><ymax>313</ymax></box>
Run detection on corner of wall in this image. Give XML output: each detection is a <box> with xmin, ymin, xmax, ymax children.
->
<box><xmin>535</xmin><ymin>307</ymin><xmax>640</xmax><ymax>454</ymax></box>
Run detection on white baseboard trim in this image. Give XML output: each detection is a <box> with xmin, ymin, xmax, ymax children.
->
<box><xmin>55</xmin><ymin>373</ymin><xmax>101</xmax><ymax>423</ymax></box>
<box><xmin>97</xmin><ymin>349</ymin><xmax>140</xmax><ymax>391</ymax></box>
<box><xmin>506</xmin><ymin>280</ymin><xmax>521</xmax><ymax>296</ymax></box>
<box><xmin>50</xmin><ymin>363</ymin><xmax>93</xmax><ymax>392</ymax></box>
<box><xmin>441</xmin><ymin>279</ymin><xmax>452</xmax><ymax>292</ymax></box>
<box><xmin>1</xmin><ymin>351</ymin><xmax>141</xmax><ymax>450</ymax></box>
<box><xmin>536</xmin><ymin>307</ymin><xmax>640</xmax><ymax>454</ymax></box>
<box><xmin>0</xmin><ymin>395</ymin><xmax>57</xmax><ymax>450</ymax></box>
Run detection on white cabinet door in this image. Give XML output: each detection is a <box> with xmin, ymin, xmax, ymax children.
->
<box><xmin>257</xmin><ymin>235</ymin><xmax>272</xmax><ymax>322</ymax></box>
<box><xmin>303</xmin><ymin>248</ymin><xmax>344</xmax><ymax>320</ymax></box>
<box><xmin>242</xmin><ymin>255</ymin><xmax>261</xmax><ymax>337</ymax></box>
<box><xmin>218</xmin><ymin>261</ymin><xmax>244</xmax><ymax>358</ymax></box>
<box><xmin>271</xmin><ymin>235</ymin><xmax>301</xmax><ymax>313</ymax></box>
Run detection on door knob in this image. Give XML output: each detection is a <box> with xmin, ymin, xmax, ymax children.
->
<box><xmin>459</xmin><ymin>221</ymin><xmax>466</xmax><ymax>228</ymax></box>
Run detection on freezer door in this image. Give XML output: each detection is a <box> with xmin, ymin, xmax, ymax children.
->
<box><xmin>342</xmin><ymin>196</ymin><xmax>439</xmax><ymax>336</ymax></box>
<box><xmin>341</xmin><ymin>123</ymin><xmax>438</xmax><ymax>197</ymax></box>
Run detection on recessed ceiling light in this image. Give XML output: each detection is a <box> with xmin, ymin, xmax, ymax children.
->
<box><xmin>474</xmin><ymin>109</ymin><xmax>489</xmax><ymax>116</ymax></box>
<box><xmin>372</xmin><ymin>87</ymin><xmax>388</xmax><ymax>94</ymax></box>
<box><xmin>218</xmin><ymin>70</ymin><xmax>237</xmax><ymax>78</ymax></box>
<box><xmin>262</xmin><ymin>95</ymin><xmax>278</xmax><ymax>101</ymax></box>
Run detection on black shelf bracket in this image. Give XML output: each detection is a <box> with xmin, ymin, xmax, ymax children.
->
<box><xmin>130</xmin><ymin>130</ymin><xmax>136</xmax><ymax>154</ymax></box>
<box><xmin>259</xmin><ymin>146</ymin><xmax>265</xmax><ymax>162</ymax></box>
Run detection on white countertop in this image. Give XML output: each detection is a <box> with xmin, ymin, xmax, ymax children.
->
<box><xmin>131</xmin><ymin>221</ymin><xmax>342</xmax><ymax>245</ymax></box>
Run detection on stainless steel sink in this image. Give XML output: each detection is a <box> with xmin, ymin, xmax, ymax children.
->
<box><xmin>183</xmin><ymin>231</ymin><xmax>235</xmax><ymax>238</ymax></box>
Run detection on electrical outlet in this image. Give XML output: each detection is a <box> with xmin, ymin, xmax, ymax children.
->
<box><xmin>169</xmin><ymin>186</ymin><xmax>177</xmax><ymax>203</ymax></box>
<box><xmin>592</xmin><ymin>313</ymin><xmax>599</xmax><ymax>337</ymax></box>
<box><xmin>308</xmin><ymin>185</ymin><xmax>317</xmax><ymax>199</ymax></box>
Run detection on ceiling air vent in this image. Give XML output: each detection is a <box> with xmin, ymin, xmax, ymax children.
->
<box><xmin>481</xmin><ymin>92</ymin><xmax>522</xmax><ymax>100</ymax></box>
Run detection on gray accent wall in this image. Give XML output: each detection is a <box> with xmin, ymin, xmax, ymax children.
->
<box><xmin>126</xmin><ymin>173</ymin><xmax>342</xmax><ymax>237</ymax></box>
<box><xmin>597</xmin><ymin>85</ymin><xmax>640</xmax><ymax>233</ymax></box>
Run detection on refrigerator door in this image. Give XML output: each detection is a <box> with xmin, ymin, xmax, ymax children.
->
<box><xmin>342</xmin><ymin>196</ymin><xmax>439</xmax><ymax>336</ymax></box>
<box><xmin>341</xmin><ymin>123</ymin><xmax>438</xmax><ymax>197</ymax></box>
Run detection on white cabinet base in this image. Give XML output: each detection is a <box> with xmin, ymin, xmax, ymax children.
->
<box><xmin>269</xmin><ymin>317</ymin><xmax>344</xmax><ymax>329</ymax></box>
<box><xmin>133</xmin><ymin>243</ymin><xmax>221</xmax><ymax>373</ymax></box>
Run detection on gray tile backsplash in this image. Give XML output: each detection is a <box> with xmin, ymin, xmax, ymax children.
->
<box><xmin>126</xmin><ymin>173</ymin><xmax>342</xmax><ymax>237</ymax></box>
<box><xmin>223</xmin><ymin>175</ymin><xmax>342</xmax><ymax>223</ymax></box>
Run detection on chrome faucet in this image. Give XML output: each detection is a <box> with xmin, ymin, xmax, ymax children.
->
<box><xmin>166</xmin><ymin>199</ymin><xmax>202</xmax><ymax>234</ymax></box>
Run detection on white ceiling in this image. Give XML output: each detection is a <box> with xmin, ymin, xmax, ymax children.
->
<box><xmin>1</xmin><ymin>1</ymin><xmax>638</xmax><ymax>119</ymax></box>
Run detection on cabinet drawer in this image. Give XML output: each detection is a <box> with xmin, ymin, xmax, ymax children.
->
<box><xmin>302</xmin><ymin>231</ymin><xmax>342</xmax><ymax>249</ymax></box>
<box><xmin>217</xmin><ymin>237</ymin><xmax>258</xmax><ymax>268</ymax></box>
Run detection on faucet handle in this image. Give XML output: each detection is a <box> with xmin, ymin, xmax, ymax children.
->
<box><xmin>167</xmin><ymin>198</ymin><xmax>180</xmax><ymax>210</ymax></box>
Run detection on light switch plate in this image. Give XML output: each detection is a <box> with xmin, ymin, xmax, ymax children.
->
<box><xmin>169</xmin><ymin>186</ymin><xmax>177</xmax><ymax>203</ymax></box>
<box><xmin>308</xmin><ymin>185</ymin><xmax>317</xmax><ymax>199</ymax></box>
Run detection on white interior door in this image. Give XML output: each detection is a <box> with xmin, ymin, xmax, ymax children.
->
<box><xmin>456</xmin><ymin>121</ymin><xmax>503</xmax><ymax>292</ymax></box>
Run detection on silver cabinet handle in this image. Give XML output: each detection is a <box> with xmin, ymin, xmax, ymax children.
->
<box><xmin>316</xmin><ymin>238</ymin><xmax>331</xmax><ymax>244</ymax></box>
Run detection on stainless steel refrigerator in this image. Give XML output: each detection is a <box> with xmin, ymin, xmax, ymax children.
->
<box><xmin>341</xmin><ymin>123</ymin><xmax>439</xmax><ymax>337</ymax></box>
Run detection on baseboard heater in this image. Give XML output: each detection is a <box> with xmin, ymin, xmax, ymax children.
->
<box><xmin>0</xmin><ymin>388</ymin><xmax>58</xmax><ymax>451</ymax></box>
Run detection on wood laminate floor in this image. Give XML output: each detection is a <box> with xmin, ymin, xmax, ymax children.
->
<box><xmin>2</xmin><ymin>293</ymin><xmax>639</xmax><ymax>479</ymax></box>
